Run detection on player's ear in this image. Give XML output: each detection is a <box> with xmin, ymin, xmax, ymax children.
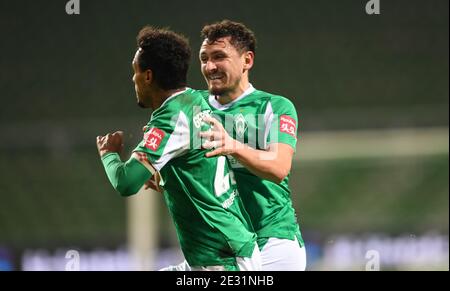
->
<box><xmin>145</xmin><ymin>69</ymin><xmax>153</xmax><ymax>84</ymax></box>
<box><xmin>243</xmin><ymin>51</ymin><xmax>254</xmax><ymax>71</ymax></box>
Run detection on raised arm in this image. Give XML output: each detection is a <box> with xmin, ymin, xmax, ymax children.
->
<box><xmin>96</xmin><ymin>131</ymin><xmax>152</xmax><ymax>196</ymax></box>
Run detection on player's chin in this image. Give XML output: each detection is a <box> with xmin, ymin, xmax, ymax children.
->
<box><xmin>209</xmin><ymin>85</ymin><xmax>227</xmax><ymax>96</ymax></box>
<box><xmin>136</xmin><ymin>95</ymin><xmax>150</xmax><ymax>108</ymax></box>
<box><xmin>137</xmin><ymin>100</ymin><xmax>149</xmax><ymax>108</ymax></box>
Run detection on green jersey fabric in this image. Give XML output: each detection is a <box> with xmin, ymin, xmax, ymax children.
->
<box><xmin>133</xmin><ymin>88</ymin><xmax>257</xmax><ymax>267</ymax></box>
<box><xmin>203</xmin><ymin>85</ymin><xmax>304</xmax><ymax>248</ymax></box>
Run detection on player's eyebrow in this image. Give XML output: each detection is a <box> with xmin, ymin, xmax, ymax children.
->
<box><xmin>200</xmin><ymin>49</ymin><xmax>227</xmax><ymax>57</ymax></box>
<box><xmin>207</xmin><ymin>39</ymin><xmax>226</xmax><ymax>46</ymax></box>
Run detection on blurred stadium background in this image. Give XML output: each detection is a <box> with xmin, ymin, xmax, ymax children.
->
<box><xmin>0</xmin><ymin>0</ymin><xmax>448</xmax><ymax>271</ymax></box>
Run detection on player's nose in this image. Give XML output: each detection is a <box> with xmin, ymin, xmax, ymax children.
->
<box><xmin>205</xmin><ymin>60</ymin><xmax>217</xmax><ymax>72</ymax></box>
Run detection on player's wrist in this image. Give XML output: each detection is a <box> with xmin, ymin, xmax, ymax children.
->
<box><xmin>100</xmin><ymin>150</ymin><xmax>118</xmax><ymax>158</ymax></box>
<box><xmin>230</xmin><ymin>140</ymin><xmax>245</xmax><ymax>156</ymax></box>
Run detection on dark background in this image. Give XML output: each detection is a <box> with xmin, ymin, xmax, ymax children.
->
<box><xmin>0</xmin><ymin>0</ymin><xmax>448</xmax><ymax>270</ymax></box>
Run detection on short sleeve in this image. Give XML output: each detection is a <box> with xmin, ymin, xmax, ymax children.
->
<box><xmin>133</xmin><ymin>111</ymin><xmax>190</xmax><ymax>172</ymax></box>
<box><xmin>265</xmin><ymin>97</ymin><xmax>299</xmax><ymax>150</ymax></box>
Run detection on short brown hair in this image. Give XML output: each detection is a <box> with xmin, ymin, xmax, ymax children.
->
<box><xmin>201</xmin><ymin>20</ymin><xmax>256</xmax><ymax>54</ymax></box>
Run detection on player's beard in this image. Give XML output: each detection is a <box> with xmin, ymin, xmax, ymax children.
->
<box><xmin>209</xmin><ymin>77</ymin><xmax>240</xmax><ymax>97</ymax></box>
<box><xmin>209</xmin><ymin>86</ymin><xmax>227</xmax><ymax>96</ymax></box>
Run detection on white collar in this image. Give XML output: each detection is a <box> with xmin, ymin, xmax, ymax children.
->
<box><xmin>208</xmin><ymin>84</ymin><xmax>256</xmax><ymax>111</ymax></box>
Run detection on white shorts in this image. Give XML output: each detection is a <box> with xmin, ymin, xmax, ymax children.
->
<box><xmin>235</xmin><ymin>245</ymin><xmax>262</xmax><ymax>271</ymax></box>
<box><xmin>159</xmin><ymin>245</ymin><xmax>262</xmax><ymax>271</ymax></box>
<box><xmin>260</xmin><ymin>236</ymin><xmax>306</xmax><ymax>271</ymax></box>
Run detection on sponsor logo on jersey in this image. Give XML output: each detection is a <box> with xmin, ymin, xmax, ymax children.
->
<box><xmin>234</xmin><ymin>113</ymin><xmax>247</xmax><ymax>138</ymax></box>
<box><xmin>143</xmin><ymin>128</ymin><xmax>165</xmax><ymax>151</ymax></box>
<box><xmin>222</xmin><ymin>191</ymin><xmax>236</xmax><ymax>209</ymax></box>
<box><xmin>193</xmin><ymin>109</ymin><xmax>212</xmax><ymax>128</ymax></box>
<box><xmin>227</xmin><ymin>155</ymin><xmax>244</xmax><ymax>168</ymax></box>
<box><xmin>280</xmin><ymin>115</ymin><xmax>296</xmax><ymax>137</ymax></box>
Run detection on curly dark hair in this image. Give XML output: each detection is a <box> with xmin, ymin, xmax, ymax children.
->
<box><xmin>201</xmin><ymin>20</ymin><xmax>256</xmax><ymax>54</ymax></box>
<box><xmin>136</xmin><ymin>26</ymin><xmax>191</xmax><ymax>90</ymax></box>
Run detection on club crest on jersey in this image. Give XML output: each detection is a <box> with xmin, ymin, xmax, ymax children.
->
<box><xmin>280</xmin><ymin>115</ymin><xmax>296</xmax><ymax>137</ymax></box>
<box><xmin>143</xmin><ymin>128</ymin><xmax>165</xmax><ymax>151</ymax></box>
<box><xmin>234</xmin><ymin>113</ymin><xmax>247</xmax><ymax>138</ymax></box>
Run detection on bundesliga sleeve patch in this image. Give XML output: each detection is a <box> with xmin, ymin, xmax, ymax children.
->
<box><xmin>133</xmin><ymin>151</ymin><xmax>149</xmax><ymax>163</ymax></box>
<box><xmin>280</xmin><ymin>115</ymin><xmax>297</xmax><ymax>137</ymax></box>
<box><xmin>143</xmin><ymin>128</ymin><xmax>165</xmax><ymax>151</ymax></box>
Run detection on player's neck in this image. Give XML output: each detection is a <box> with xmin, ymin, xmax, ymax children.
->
<box><xmin>216</xmin><ymin>80</ymin><xmax>250</xmax><ymax>105</ymax></box>
<box><xmin>152</xmin><ymin>87</ymin><xmax>186</xmax><ymax>109</ymax></box>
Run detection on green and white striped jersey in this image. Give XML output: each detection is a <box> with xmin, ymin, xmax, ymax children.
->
<box><xmin>133</xmin><ymin>88</ymin><xmax>257</xmax><ymax>268</ymax></box>
<box><xmin>202</xmin><ymin>85</ymin><xmax>304</xmax><ymax>248</ymax></box>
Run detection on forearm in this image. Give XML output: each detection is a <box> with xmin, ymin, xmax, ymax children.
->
<box><xmin>200</xmin><ymin>116</ymin><xmax>294</xmax><ymax>183</ymax></box>
<box><xmin>101</xmin><ymin>152</ymin><xmax>152</xmax><ymax>196</ymax></box>
<box><xmin>231</xmin><ymin>143</ymin><xmax>290</xmax><ymax>184</ymax></box>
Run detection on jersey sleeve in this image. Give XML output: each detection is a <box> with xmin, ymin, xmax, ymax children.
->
<box><xmin>264</xmin><ymin>96</ymin><xmax>299</xmax><ymax>151</ymax></box>
<box><xmin>133</xmin><ymin>110</ymin><xmax>190</xmax><ymax>172</ymax></box>
<box><xmin>101</xmin><ymin>152</ymin><xmax>152</xmax><ymax>196</ymax></box>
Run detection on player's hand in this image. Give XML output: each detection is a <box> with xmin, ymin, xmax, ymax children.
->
<box><xmin>143</xmin><ymin>173</ymin><xmax>162</xmax><ymax>193</ymax></box>
<box><xmin>96</xmin><ymin>131</ymin><xmax>124</xmax><ymax>157</ymax></box>
<box><xmin>199</xmin><ymin>116</ymin><xmax>242</xmax><ymax>157</ymax></box>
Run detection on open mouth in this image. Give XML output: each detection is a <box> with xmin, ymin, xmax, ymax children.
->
<box><xmin>208</xmin><ymin>74</ymin><xmax>224</xmax><ymax>81</ymax></box>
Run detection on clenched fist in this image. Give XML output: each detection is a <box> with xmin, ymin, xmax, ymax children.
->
<box><xmin>96</xmin><ymin>131</ymin><xmax>124</xmax><ymax>157</ymax></box>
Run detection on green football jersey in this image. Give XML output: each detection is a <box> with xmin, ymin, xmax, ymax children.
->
<box><xmin>133</xmin><ymin>88</ymin><xmax>257</xmax><ymax>267</ymax></box>
<box><xmin>203</xmin><ymin>85</ymin><xmax>304</xmax><ymax>248</ymax></box>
